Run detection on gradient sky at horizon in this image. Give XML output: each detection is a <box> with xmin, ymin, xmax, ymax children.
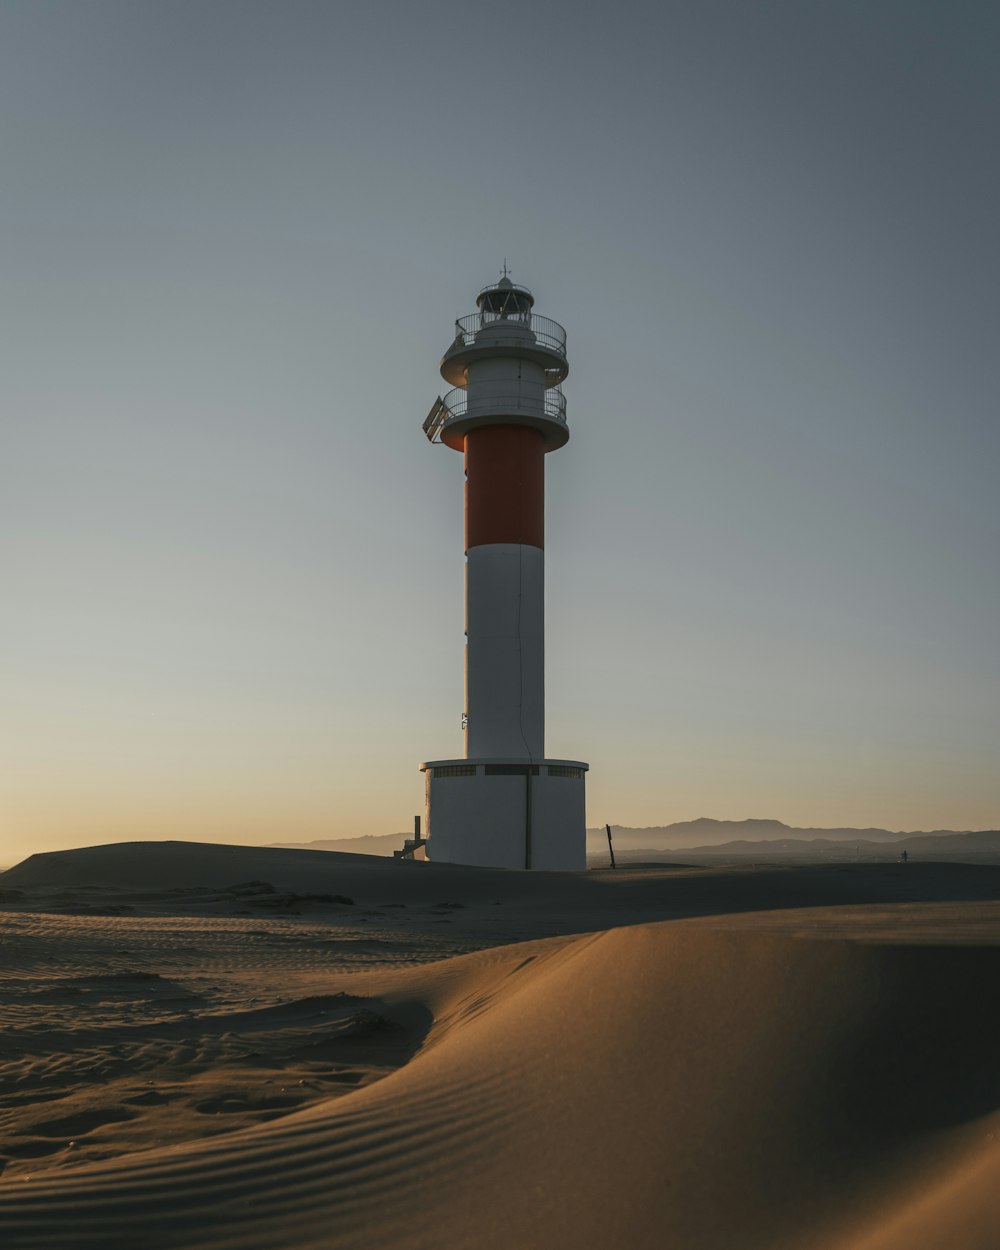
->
<box><xmin>3</xmin><ymin>0</ymin><xmax>998</xmax><ymax>864</ymax></box>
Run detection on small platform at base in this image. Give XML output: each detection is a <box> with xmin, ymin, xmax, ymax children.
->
<box><xmin>419</xmin><ymin>757</ymin><xmax>589</xmax><ymax>871</ymax></box>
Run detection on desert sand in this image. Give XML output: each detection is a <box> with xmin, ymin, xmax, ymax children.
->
<box><xmin>2</xmin><ymin>841</ymin><xmax>1000</xmax><ymax>1249</ymax></box>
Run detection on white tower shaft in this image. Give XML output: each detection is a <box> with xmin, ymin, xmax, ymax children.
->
<box><xmin>465</xmin><ymin>543</ymin><xmax>544</xmax><ymax>758</ymax></box>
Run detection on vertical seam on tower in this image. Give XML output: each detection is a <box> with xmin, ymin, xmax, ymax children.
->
<box><xmin>516</xmin><ymin>433</ymin><xmax>532</xmax><ymax>763</ymax></box>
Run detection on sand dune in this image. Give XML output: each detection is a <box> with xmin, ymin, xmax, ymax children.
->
<box><xmin>9</xmin><ymin>838</ymin><xmax>1000</xmax><ymax>918</ymax></box>
<box><xmin>2</xmin><ymin>843</ymin><xmax>1000</xmax><ymax>1248</ymax></box>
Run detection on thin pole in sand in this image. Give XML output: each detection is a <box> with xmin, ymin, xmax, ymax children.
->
<box><xmin>606</xmin><ymin>824</ymin><xmax>616</xmax><ymax>869</ymax></box>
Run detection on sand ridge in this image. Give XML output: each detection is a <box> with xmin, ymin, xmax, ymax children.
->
<box><xmin>2</xmin><ymin>842</ymin><xmax>1000</xmax><ymax>1249</ymax></box>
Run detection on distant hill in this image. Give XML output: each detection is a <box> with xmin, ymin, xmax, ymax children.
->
<box><xmin>587</xmin><ymin>829</ymin><xmax>1000</xmax><ymax>866</ymax></box>
<box><xmin>586</xmin><ymin>819</ymin><xmax>997</xmax><ymax>850</ymax></box>
<box><xmin>268</xmin><ymin>834</ymin><xmax>407</xmax><ymax>856</ymax></box>
<box><xmin>901</xmin><ymin>829</ymin><xmax>1000</xmax><ymax>853</ymax></box>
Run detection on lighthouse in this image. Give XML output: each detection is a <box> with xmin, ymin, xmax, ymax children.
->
<box><xmin>420</xmin><ymin>273</ymin><xmax>588</xmax><ymax>870</ymax></box>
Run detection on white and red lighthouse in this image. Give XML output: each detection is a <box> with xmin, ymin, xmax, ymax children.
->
<box><xmin>420</xmin><ymin>274</ymin><xmax>588</xmax><ymax>870</ymax></box>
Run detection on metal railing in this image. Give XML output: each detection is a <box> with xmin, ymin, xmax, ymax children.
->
<box><xmin>448</xmin><ymin>312</ymin><xmax>567</xmax><ymax>357</ymax></box>
<box><xmin>441</xmin><ymin>386</ymin><xmax>567</xmax><ymax>424</ymax></box>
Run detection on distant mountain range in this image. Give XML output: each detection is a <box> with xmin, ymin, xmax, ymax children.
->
<box><xmin>587</xmin><ymin>821</ymin><xmax>1000</xmax><ymax>864</ymax></box>
<box><xmin>270</xmin><ymin>820</ymin><xmax>1000</xmax><ymax>862</ymax></box>
<box><xmin>269</xmin><ymin>834</ymin><xmax>409</xmax><ymax>856</ymax></box>
<box><xmin>585</xmin><ymin>819</ymin><xmax>997</xmax><ymax>849</ymax></box>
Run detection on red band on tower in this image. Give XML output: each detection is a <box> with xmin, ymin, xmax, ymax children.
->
<box><xmin>464</xmin><ymin>425</ymin><xmax>545</xmax><ymax>550</ymax></box>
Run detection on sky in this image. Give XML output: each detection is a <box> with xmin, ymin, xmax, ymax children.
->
<box><xmin>3</xmin><ymin>0</ymin><xmax>998</xmax><ymax>864</ymax></box>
